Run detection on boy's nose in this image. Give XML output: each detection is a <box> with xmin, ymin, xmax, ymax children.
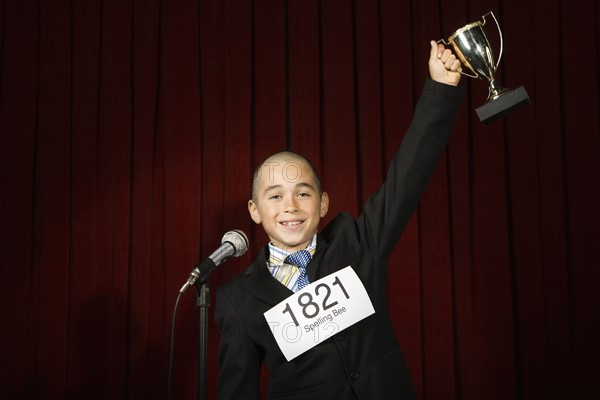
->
<box><xmin>284</xmin><ymin>197</ymin><xmax>299</xmax><ymax>212</ymax></box>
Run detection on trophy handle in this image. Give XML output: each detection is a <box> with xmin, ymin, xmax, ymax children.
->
<box><xmin>436</xmin><ymin>39</ymin><xmax>479</xmax><ymax>79</ymax></box>
<box><xmin>482</xmin><ymin>11</ymin><xmax>503</xmax><ymax>70</ymax></box>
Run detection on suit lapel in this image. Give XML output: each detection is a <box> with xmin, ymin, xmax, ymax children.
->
<box><xmin>308</xmin><ymin>234</ymin><xmax>330</xmax><ymax>282</ymax></box>
<box><xmin>244</xmin><ymin>247</ymin><xmax>293</xmax><ymax>306</ymax></box>
<box><xmin>310</xmin><ymin>233</ymin><xmax>357</xmax><ymax>280</ymax></box>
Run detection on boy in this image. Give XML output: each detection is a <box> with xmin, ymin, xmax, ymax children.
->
<box><xmin>215</xmin><ymin>41</ymin><xmax>463</xmax><ymax>399</ymax></box>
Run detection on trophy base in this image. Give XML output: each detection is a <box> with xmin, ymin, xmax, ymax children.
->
<box><xmin>476</xmin><ymin>86</ymin><xmax>531</xmax><ymax>124</ymax></box>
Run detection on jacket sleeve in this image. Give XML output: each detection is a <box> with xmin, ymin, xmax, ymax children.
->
<box><xmin>357</xmin><ymin>78</ymin><xmax>464</xmax><ymax>257</ymax></box>
<box><xmin>215</xmin><ymin>287</ymin><xmax>262</xmax><ymax>400</ymax></box>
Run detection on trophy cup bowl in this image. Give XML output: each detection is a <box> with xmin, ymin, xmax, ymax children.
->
<box><xmin>440</xmin><ymin>12</ymin><xmax>530</xmax><ymax>123</ymax></box>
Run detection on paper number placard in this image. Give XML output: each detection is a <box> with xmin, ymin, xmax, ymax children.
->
<box><xmin>264</xmin><ymin>266</ymin><xmax>375</xmax><ymax>361</ymax></box>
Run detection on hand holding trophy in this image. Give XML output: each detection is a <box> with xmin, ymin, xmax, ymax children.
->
<box><xmin>439</xmin><ymin>11</ymin><xmax>530</xmax><ymax>124</ymax></box>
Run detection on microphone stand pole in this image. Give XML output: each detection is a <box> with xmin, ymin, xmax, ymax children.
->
<box><xmin>195</xmin><ymin>281</ymin><xmax>210</xmax><ymax>400</ymax></box>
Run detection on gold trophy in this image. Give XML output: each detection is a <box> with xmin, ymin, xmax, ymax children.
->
<box><xmin>440</xmin><ymin>11</ymin><xmax>530</xmax><ymax>123</ymax></box>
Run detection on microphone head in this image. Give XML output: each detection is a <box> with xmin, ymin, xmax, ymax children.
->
<box><xmin>222</xmin><ymin>230</ymin><xmax>249</xmax><ymax>257</ymax></box>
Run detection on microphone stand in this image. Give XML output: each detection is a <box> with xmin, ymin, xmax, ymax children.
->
<box><xmin>195</xmin><ymin>280</ymin><xmax>210</xmax><ymax>400</ymax></box>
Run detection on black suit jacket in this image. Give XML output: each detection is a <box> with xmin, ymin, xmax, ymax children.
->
<box><xmin>215</xmin><ymin>79</ymin><xmax>464</xmax><ymax>400</ymax></box>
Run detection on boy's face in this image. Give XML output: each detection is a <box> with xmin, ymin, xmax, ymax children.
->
<box><xmin>248</xmin><ymin>156</ymin><xmax>329</xmax><ymax>252</ymax></box>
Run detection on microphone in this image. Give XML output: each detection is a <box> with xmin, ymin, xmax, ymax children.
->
<box><xmin>180</xmin><ymin>230</ymin><xmax>249</xmax><ymax>293</ymax></box>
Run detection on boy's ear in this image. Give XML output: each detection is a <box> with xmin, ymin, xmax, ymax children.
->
<box><xmin>248</xmin><ymin>200</ymin><xmax>262</xmax><ymax>224</ymax></box>
<box><xmin>320</xmin><ymin>192</ymin><xmax>330</xmax><ymax>218</ymax></box>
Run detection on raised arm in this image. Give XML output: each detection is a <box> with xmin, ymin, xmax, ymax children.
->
<box><xmin>356</xmin><ymin>41</ymin><xmax>464</xmax><ymax>256</ymax></box>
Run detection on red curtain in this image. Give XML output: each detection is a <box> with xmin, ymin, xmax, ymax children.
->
<box><xmin>1</xmin><ymin>0</ymin><xmax>598</xmax><ymax>399</ymax></box>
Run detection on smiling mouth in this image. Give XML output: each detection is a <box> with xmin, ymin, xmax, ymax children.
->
<box><xmin>280</xmin><ymin>221</ymin><xmax>304</xmax><ymax>227</ymax></box>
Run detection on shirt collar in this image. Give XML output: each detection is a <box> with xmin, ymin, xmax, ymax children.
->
<box><xmin>268</xmin><ymin>234</ymin><xmax>317</xmax><ymax>265</ymax></box>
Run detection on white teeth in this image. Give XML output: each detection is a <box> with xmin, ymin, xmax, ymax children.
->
<box><xmin>282</xmin><ymin>221</ymin><xmax>302</xmax><ymax>226</ymax></box>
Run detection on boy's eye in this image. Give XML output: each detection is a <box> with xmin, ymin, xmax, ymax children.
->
<box><xmin>298</xmin><ymin>192</ymin><xmax>310</xmax><ymax>197</ymax></box>
<box><xmin>269</xmin><ymin>194</ymin><xmax>282</xmax><ymax>200</ymax></box>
